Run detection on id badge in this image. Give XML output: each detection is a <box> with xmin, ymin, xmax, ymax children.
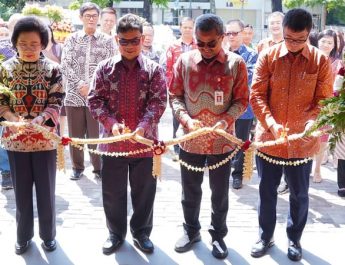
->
<box><xmin>215</xmin><ymin>90</ymin><xmax>224</xmax><ymax>106</ymax></box>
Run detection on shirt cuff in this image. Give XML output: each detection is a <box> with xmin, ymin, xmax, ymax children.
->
<box><xmin>266</xmin><ymin>116</ymin><xmax>276</xmax><ymax>130</ymax></box>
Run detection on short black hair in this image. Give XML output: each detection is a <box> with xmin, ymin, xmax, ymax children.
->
<box><xmin>195</xmin><ymin>14</ymin><xmax>224</xmax><ymax>36</ymax></box>
<box><xmin>79</xmin><ymin>2</ymin><xmax>100</xmax><ymax>17</ymax></box>
<box><xmin>11</xmin><ymin>16</ymin><xmax>49</xmax><ymax>50</ymax></box>
<box><xmin>283</xmin><ymin>8</ymin><xmax>312</xmax><ymax>33</ymax></box>
<box><xmin>117</xmin><ymin>13</ymin><xmax>143</xmax><ymax>34</ymax></box>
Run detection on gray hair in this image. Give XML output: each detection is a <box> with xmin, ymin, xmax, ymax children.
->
<box><xmin>79</xmin><ymin>2</ymin><xmax>100</xmax><ymax>17</ymax></box>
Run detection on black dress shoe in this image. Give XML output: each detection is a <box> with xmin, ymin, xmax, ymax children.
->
<box><xmin>251</xmin><ymin>238</ymin><xmax>274</xmax><ymax>258</ymax></box>
<box><xmin>15</xmin><ymin>240</ymin><xmax>31</xmax><ymax>255</ymax></box>
<box><xmin>70</xmin><ymin>171</ymin><xmax>83</xmax><ymax>180</ymax></box>
<box><xmin>212</xmin><ymin>238</ymin><xmax>228</xmax><ymax>259</ymax></box>
<box><xmin>42</xmin><ymin>240</ymin><xmax>57</xmax><ymax>252</ymax></box>
<box><xmin>102</xmin><ymin>234</ymin><xmax>123</xmax><ymax>255</ymax></box>
<box><xmin>287</xmin><ymin>240</ymin><xmax>302</xmax><ymax>261</ymax></box>
<box><xmin>232</xmin><ymin>178</ymin><xmax>243</xmax><ymax>189</ymax></box>
<box><xmin>133</xmin><ymin>235</ymin><xmax>154</xmax><ymax>253</ymax></box>
<box><xmin>175</xmin><ymin>232</ymin><xmax>201</xmax><ymax>253</ymax></box>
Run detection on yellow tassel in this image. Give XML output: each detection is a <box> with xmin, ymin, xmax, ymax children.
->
<box><xmin>242</xmin><ymin>148</ymin><xmax>254</xmax><ymax>181</ymax></box>
<box><xmin>152</xmin><ymin>154</ymin><xmax>161</xmax><ymax>180</ymax></box>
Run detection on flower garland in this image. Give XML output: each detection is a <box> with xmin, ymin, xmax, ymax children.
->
<box><xmin>0</xmin><ymin>121</ymin><xmax>326</xmax><ymax>180</ymax></box>
<box><xmin>256</xmin><ymin>151</ymin><xmax>312</xmax><ymax>166</ymax></box>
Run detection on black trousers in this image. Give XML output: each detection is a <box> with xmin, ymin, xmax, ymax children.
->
<box><xmin>338</xmin><ymin>159</ymin><xmax>345</xmax><ymax>189</ymax></box>
<box><xmin>7</xmin><ymin>150</ymin><xmax>57</xmax><ymax>244</ymax></box>
<box><xmin>179</xmin><ymin>149</ymin><xmax>231</xmax><ymax>240</ymax></box>
<box><xmin>232</xmin><ymin>118</ymin><xmax>253</xmax><ymax>180</ymax></box>
<box><xmin>256</xmin><ymin>154</ymin><xmax>312</xmax><ymax>243</ymax></box>
<box><xmin>101</xmin><ymin>156</ymin><xmax>156</xmax><ymax>240</ymax></box>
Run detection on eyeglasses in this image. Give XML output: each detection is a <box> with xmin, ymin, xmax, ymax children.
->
<box><xmin>225</xmin><ymin>31</ymin><xmax>242</xmax><ymax>37</ymax></box>
<box><xmin>118</xmin><ymin>36</ymin><xmax>142</xmax><ymax>46</ymax></box>
<box><xmin>284</xmin><ymin>36</ymin><xmax>308</xmax><ymax>44</ymax></box>
<box><xmin>83</xmin><ymin>14</ymin><xmax>99</xmax><ymax>20</ymax></box>
<box><xmin>17</xmin><ymin>43</ymin><xmax>41</xmax><ymax>51</ymax></box>
<box><xmin>196</xmin><ymin>36</ymin><xmax>221</xmax><ymax>48</ymax></box>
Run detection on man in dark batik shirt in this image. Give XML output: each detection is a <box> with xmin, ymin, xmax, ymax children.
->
<box><xmin>88</xmin><ymin>14</ymin><xmax>167</xmax><ymax>255</ymax></box>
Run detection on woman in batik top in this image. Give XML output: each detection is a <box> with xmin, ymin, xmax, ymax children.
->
<box><xmin>0</xmin><ymin>17</ymin><xmax>64</xmax><ymax>255</ymax></box>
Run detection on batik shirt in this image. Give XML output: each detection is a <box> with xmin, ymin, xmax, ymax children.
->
<box><xmin>88</xmin><ymin>54</ymin><xmax>167</xmax><ymax>157</ymax></box>
<box><xmin>166</xmin><ymin>38</ymin><xmax>197</xmax><ymax>87</ymax></box>
<box><xmin>61</xmin><ymin>30</ymin><xmax>116</xmax><ymax>107</ymax></box>
<box><xmin>169</xmin><ymin>49</ymin><xmax>249</xmax><ymax>154</ymax></box>
<box><xmin>251</xmin><ymin>43</ymin><xmax>333</xmax><ymax>159</ymax></box>
<box><xmin>0</xmin><ymin>55</ymin><xmax>64</xmax><ymax>152</ymax></box>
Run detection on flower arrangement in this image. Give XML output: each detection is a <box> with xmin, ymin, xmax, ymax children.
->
<box><xmin>307</xmin><ymin>62</ymin><xmax>345</xmax><ymax>149</ymax></box>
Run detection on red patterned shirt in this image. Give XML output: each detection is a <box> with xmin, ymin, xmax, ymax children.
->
<box><xmin>88</xmin><ymin>54</ymin><xmax>167</xmax><ymax>157</ymax></box>
<box><xmin>166</xmin><ymin>38</ymin><xmax>197</xmax><ymax>87</ymax></box>
<box><xmin>169</xmin><ymin>49</ymin><xmax>249</xmax><ymax>154</ymax></box>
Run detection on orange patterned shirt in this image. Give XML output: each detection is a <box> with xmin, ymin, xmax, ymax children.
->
<box><xmin>250</xmin><ymin>43</ymin><xmax>333</xmax><ymax>159</ymax></box>
<box><xmin>169</xmin><ymin>49</ymin><xmax>249</xmax><ymax>154</ymax></box>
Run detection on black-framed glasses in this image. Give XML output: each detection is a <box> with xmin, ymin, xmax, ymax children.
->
<box><xmin>284</xmin><ymin>36</ymin><xmax>308</xmax><ymax>44</ymax></box>
<box><xmin>225</xmin><ymin>31</ymin><xmax>242</xmax><ymax>37</ymax></box>
<box><xmin>196</xmin><ymin>36</ymin><xmax>221</xmax><ymax>48</ymax></box>
<box><xmin>83</xmin><ymin>14</ymin><xmax>99</xmax><ymax>20</ymax></box>
<box><xmin>118</xmin><ymin>36</ymin><xmax>142</xmax><ymax>46</ymax></box>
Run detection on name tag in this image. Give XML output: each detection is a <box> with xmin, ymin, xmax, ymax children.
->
<box><xmin>215</xmin><ymin>90</ymin><xmax>224</xmax><ymax>106</ymax></box>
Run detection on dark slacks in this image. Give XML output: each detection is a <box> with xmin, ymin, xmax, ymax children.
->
<box><xmin>179</xmin><ymin>149</ymin><xmax>231</xmax><ymax>240</ymax></box>
<box><xmin>172</xmin><ymin>111</ymin><xmax>180</xmax><ymax>154</ymax></box>
<box><xmin>65</xmin><ymin>106</ymin><xmax>100</xmax><ymax>172</ymax></box>
<box><xmin>101</xmin><ymin>156</ymin><xmax>156</xmax><ymax>240</ymax></box>
<box><xmin>338</xmin><ymin>159</ymin><xmax>345</xmax><ymax>189</ymax></box>
<box><xmin>7</xmin><ymin>150</ymin><xmax>57</xmax><ymax>244</ymax></box>
<box><xmin>232</xmin><ymin>118</ymin><xmax>253</xmax><ymax>180</ymax></box>
<box><xmin>255</xmin><ymin>154</ymin><xmax>312</xmax><ymax>243</ymax></box>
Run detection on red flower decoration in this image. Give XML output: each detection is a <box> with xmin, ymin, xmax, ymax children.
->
<box><xmin>152</xmin><ymin>140</ymin><xmax>166</xmax><ymax>155</ymax></box>
<box><xmin>333</xmin><ymin>90</ymin><xmax>340</xmax><ymax>97</ymax></box>
<box><xmin>338</xmin><ymin>67</ymin><xmax>345</xmax><ymax>77</ymax></box>
<box><xmin>61</xmin><ymin>136</ymin><xmax>72</xmax><ymax>146</ymax></box>
<box><xmin>241</xmin><ymin>140</ymin><xmax>251</xmax><ymax>151</ymax></box>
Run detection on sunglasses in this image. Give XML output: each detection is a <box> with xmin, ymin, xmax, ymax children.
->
<box><xmin>225</xmin><ymin>31</ymin><xmax>242</xmax><ymax>37</ymax></box>
<box><xmin>196</xmin><ymin>36</ymin><xmax>221</xmax><ymax>48</ymax></box>
<box><xmin>118</xmin><ymin>36</ymin><xmax>142</xmax><ymax>46</ymax></box>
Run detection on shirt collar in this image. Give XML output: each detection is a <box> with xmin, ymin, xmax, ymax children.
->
<box><xmin>79</xmin><ymin>30</ymin><xmax>101</xmax><ymax>39</ymax></box>
<box><xmin>232</xmin><ymin>44</ymin><xmax>247</xmax><ymax>55</ymax></box>
<box><xmin>195</xmin><ymin>48</ymin><xmax>227</xmax><ymax>65</ymax></box>
<box><xmin>278</xmin><ymin>42</ymin><xmax>310</xmax><ymax>60</ymax></box>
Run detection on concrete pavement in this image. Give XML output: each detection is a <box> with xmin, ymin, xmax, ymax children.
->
<box><xmin>1</xmin><ymin>108</ymin><xmax>345</xmax><ymax>265</ymax></box>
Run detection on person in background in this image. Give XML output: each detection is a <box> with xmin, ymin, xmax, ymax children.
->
<box><xmin>312</xmin><ymin>29</ymin><xmax>344</xmax><ymax>183</ymax></box>
<box><xmin>166</xmin><ymin>17</ymin><xmax>197</xmax><ymax>162</ymax></box>
<box><xmin>250</xmin><ymin>9</ymin><xmax>333</xmax><ymax>261</ymax></box>
<box><xmin>88</xmin><ymin>13</ymin><xmax>167</xmax><ymax>255</ymax></box>
<box><xmin>170</xmin><ymin>14</ymin><xmax>248</xmax><ymax>259</ymax></box>
<box><xmin>141</xmin><ymin>22</ymin><xmax>164</xmax><ymax>64</ymax></box>
<box><xmin>0</xmin><ymin>26</ymin><xmax>9</xmax><ymax>39</ymax></box>
<box><xmin>0</xmin><ymin>13</ymin><xmax>23</xmax><ymax>191</ymax></box>
<box><xmin>257</xmin><ymin>11</ymin><xmax>284</xmax><ymax>54</ymax></box>
<box><xmin>61</xmin><ymin>2</ymin><xmax>116</xmax><ymax>181</ymax></box>
<box><xmin>336</xmin><ymin>30</ymin><xmax>344</xmax><ymax>60</ymax></box>
<box><xmin>43</xmin><ymin>26</ymin><xmax>66</xmax><ymax>136</ymax></box>
<box><xmin>100</xmin><ymin>7</ymin><xmax>117</xmax><ymax>36</ymax></box>
<box><xmin>308</xmin><ymin>31</ymin><xmax>319</xmax><ymax>47</ymax></box>
<box><xmin>0</xmin><ymin>16</ymin><xmax>64</xmax><ymax>254</ymax></box>
<box><xmin>225</xmin><ymin>19</ymin><xmax>258</xmax><ymax>189</ymax></box>
<box><xmin>242</xmin><ymin>24</ymin><xmax>255</xmax><ymax>48</ymax></box>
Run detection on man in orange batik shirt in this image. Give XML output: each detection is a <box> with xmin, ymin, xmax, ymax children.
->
<box><xmin>250</xmin><ymin>9</ymin><xmax>333</xmax><ymax>262</ymax></box>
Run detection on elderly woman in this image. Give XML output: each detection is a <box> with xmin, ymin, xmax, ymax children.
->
<box><xmin>0</xmin><ymin>17</ymin><xmax>64</xmax><ymax>254</ymax></box>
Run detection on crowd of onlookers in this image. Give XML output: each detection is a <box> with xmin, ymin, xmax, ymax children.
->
<box><xmin>0</xmin><ymin>2</ymin><xmax>344</xmax><ymax>261</ymax></box>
